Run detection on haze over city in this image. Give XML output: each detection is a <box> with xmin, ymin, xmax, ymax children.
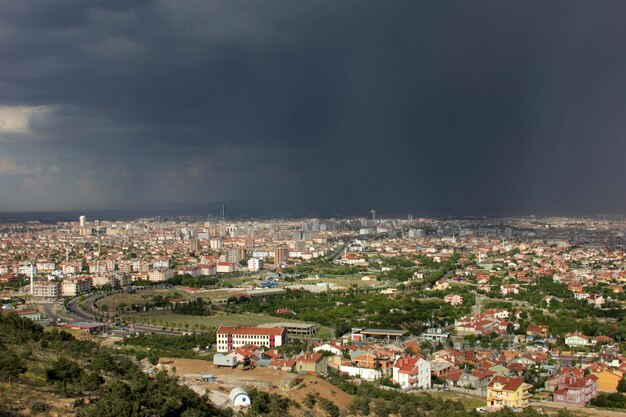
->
<box><xmin>1</xmin><ymin>1</ymin><xmax>626</xmax><ymax>215</ymax></box>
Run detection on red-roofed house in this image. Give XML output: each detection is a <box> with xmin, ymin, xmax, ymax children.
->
<box><xmin>216</xmin><ymin>326</ymin><xmax>286</xmax><ymax>352</ymax></box>
<box><xmin>486</xmin><ymin>376</ymin><xmax>532</xmax><ymax>410</ymax></box>
<box><xmin>552</xmin><ymin>368</ymin><xmax>598</xmax><ymax>405</ymax></box>
<box><xmin>295</xmin><ymin>352</ymin><xmax>328</xmax><ymax>375</ymax></box>
<box><xmin>392</xmin><ymin>355</ymin><xmax>431</xmax><ymax>390</ymax></box>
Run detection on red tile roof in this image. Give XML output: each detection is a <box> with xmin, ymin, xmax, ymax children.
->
<box><xmin>217</xmin><ymin>326</ymin><xmax>284</xmax><ymax>336</ymax></box>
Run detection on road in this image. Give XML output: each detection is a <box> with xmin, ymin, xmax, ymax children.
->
<box><xmin>67</xmin><ymin>295</ymin><xmax>99</xmax><ymax>321</ymax></box>
<box><xmin>36</xmin><ymin>301</ymin><xmax>77</xmax><ymax>324</ymax></box>
<box><xmin>328</xmin><ymin>243</ymin><xmax>347</xmax><ymax>262</ymax></box>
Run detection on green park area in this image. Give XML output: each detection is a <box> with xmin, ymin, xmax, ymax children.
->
<box><xmin>125</xmin><ymin>310</ymin><xmax>332</xmax><ymax>339</ymax></box>
<box><xmin>96</xmin><ymin>290</ymin><xmax>188</xmax><ymax>312</ymax></box>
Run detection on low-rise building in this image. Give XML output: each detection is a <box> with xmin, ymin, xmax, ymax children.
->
<box><xmin>216</xmin><ymin>326</ymin><xmax>287</xmax><ymax>352</ymax></box>
<box><xmin>552</xmin><ymin>368</ymin><xmax>598</xmax><ymax>405</ymax></box>
<box><xmin>295</xmin><ymin>352</ymin><xmax>328</xmax><ymax>375</ymax></box>
<box><xmin>591</xmin><ymin>368</ymin><xmax>624</xmax><ymax>393</ymax></box>
<box><xmin>216</xmin><ymin>262</ymin><xmax>236</xmax><ymax>273</ymax></box>
<box><xmin>392</xmin><ymin>355</ymin><xmax>431</xmax><ymax>390</ymax></box>
<box><xmin>444</xmin><ymin>294</ymin><xmax>463</xmax><ymax>306</ymax></box>
<box><xmin>486</xmin><ymin>376</ymin><xmax>532</xmax><ymax>410</ymax></box>
<box><xmin>565</xmin><ymin>333</ymin><xmax>590</xmax><ymax>347</ymax></box>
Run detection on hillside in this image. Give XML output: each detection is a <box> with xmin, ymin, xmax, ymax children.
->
<box><xmin>0</xmin><ymin>313</ymin><xmax>225</xmax><ymax>417</ymax></box>
<box><xmin>0</xmin><ymin>314</ymin><xmax>582</xmax><ymax>417</ymax></box>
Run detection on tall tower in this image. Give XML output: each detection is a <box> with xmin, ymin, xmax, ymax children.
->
<box><xmin>79</xmin><ymin>215</ymin><xmax>86</xmax><ymax>228</ymax></box>
<box><xmin>29</xmin><ymin>260</ymin><xmax>35</xmax><ymax>295</ymax></box>
<box><xmin>370</xmin><ymin>209</ymin><xmax>377</xmax><ymax>221</ymax></box>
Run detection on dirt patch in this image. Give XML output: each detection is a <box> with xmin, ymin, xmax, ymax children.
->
<box><xmin>100</xmin><ymin>336</ymin><xmax>123</xmax><ymax>347</ymax></box>
<box><xmin>287</xmin><ymin>375</ymin><xmax>353</xmax><ymax>411</ymax></box>
<box><xmin>160</xmin><ymin>357</ymin><xmax>354</xmax><ymax>411</ymax></box>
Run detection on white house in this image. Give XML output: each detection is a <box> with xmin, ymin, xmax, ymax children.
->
<box><xmin>216</xmin><ymin>262</ymin><xmax>236</xmax><ymax>273</ymax></box>
<box><xmin>565</xmin><ymin>333</ymin><xmax>590</xmax><ymax>347</ymax></box>
<box><xmin>313</xmin><ymin>341</ymin><xmax>344</xmax><ymax>356</ymax></box>
<box><xmin>392</xmin><ymin>356</ymin><xmax>431</xmax><ymax>390</ymax></box>
<box><xmin>444</xmin><ymin>294</ymin><xmax>463</xmax><ymax>306</ymax></box>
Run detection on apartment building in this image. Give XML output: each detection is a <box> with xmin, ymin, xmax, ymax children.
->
<box><xmin>148</xmin><ymin>268</ymin><xmax>174</xmax><ymax>282</ymax></box>
<box><xmin>33</xmin><ymin>281</ymin><xmax>60</xmax><ymax>299</ymax></box>
<box><xmin>61</xmin><ymin>276</ymin><xmax>92</xmax><ymax>297</ymax></box>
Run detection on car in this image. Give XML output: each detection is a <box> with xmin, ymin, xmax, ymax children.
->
<box><xmin>475</xmin><ymin>407</ymin><xmax>487</xmax><ymax>413</ymax></box>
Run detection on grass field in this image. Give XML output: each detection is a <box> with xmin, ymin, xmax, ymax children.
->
<box><xmin>299</xmin><ymin>275</ymin><xmax>383</xmax><ymax>288</ymax></box>
<box><xmin>125</xmin><ymin>311</ymin><xmax>331</xmax><ymax>339</ymax></box>
<box><xmin>97</xmin><ymin>290</ymin><xmax>187</xmax><ymax>310</ymax></box>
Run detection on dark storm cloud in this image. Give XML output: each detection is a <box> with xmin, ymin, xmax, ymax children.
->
<box><xmin>1</xmin><ymin>1</ymin><xmax>626</xmax><ymax>215</ymax></box>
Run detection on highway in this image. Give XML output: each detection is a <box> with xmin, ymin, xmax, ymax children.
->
<box><xmin>327</xmin><ymin>242</ymin><xmax>347</xmax><ymax>262</ymax></box>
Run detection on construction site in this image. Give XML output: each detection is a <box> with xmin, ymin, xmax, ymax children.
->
<box><xmin>156</xmin><ymin>357</ymin><xmax>354</xmax><ymax>412</ymax></box>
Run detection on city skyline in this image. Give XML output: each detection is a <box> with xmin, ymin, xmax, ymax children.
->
<box><xmin>1</xmin><ymin>1</ymin><xmax>626</xmax><ymax>215</ymax></box>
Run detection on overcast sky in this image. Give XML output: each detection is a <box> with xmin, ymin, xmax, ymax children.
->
<box><xmin>1</xmin><ymin>1</ymin><xmax>626</xmax><ymax>216</ymax></box>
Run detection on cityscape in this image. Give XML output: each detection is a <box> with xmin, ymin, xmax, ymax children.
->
<box><xmin>1</xmin><ymin>213</ymin><xmax>626</xmax><ymax>416</ymax></box>
<box><xmin>2</xmin><ymin>1</ymin><xmax>626</xmax><ymax>417</ymax></box>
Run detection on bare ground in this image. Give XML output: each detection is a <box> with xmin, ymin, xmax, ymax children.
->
<box><xmin>159</xmin><ymin>357</ymin><xmax>354</xmax><ymax>411</ymax></box>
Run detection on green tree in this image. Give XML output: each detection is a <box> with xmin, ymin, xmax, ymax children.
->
<box><xmin>148</xmin><ymin>352</ymin><xmax>160</xmax><ymax>366</ymax></box>
<box><xmin>45</xmin><ymin>357</ymin><xmax>84</xmax><ymax>394</ymax></box>
<box><xmin>0</xmin><ymin>351</ymin><xmax>27</xmax><ymax>385</ymax></box>
<box><xmin>618</xmin><ymin>377</ymin><xmax>626</xmax><ymax>393</ymax></box>
<box><xmin>348</xmin><ymin>397</ymin><xmax>370</xmax><ymax>416</ymax></box>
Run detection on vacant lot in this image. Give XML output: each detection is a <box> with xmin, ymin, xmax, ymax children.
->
<box><xmin>160</xmin><ymin>357</ymin><xmax>354</xmax><ymax>412</ymax></box>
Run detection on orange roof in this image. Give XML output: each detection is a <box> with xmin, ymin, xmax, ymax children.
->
<box><xmin>297</xmin><ymin>352</ymin><xmax>324</xmax><ymax>364</ymax></box>
<box><xmin>217</xmin><ymin>326</ymin><xmax>284</xmax><ymax>336</ymax></box>
<box><xmin>488</xmin><ymin>376</ymin><xmax>526</xmax><ymax>391</ymax></box>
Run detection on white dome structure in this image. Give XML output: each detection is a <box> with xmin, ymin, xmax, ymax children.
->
<box><xmin>229</xmin><ymin>387</ymin><xmax>251</xmax><ymax>407</ymax></box>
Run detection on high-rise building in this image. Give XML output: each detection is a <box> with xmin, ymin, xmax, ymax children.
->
<box><xmin>248</xmin><ymin>258</ymin><xmax>264</xmax><ymax>272</ymax></box>
<box><xmin>275</xmin><ymin>247</ymin><xmax>289</xmax><ymax>265</ymax></box>
<box><xmin>79</xmin><ymin>215</ymin><xmax>86</xmax><ymax>228</ymax></box>
<box><xmin>225</xmin><ymin>248</ymin><xmax>246</xmax><ymax>264</ymax></box>
<box><xmin>210</xmin><ymin>238</ymin><xmax>224</xmax><ymax>250</ymax></box>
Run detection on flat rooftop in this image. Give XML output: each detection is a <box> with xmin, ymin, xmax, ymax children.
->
<box><xmin>359</xmin><ymin>328</ymin><xmax>407</xmax><ymax>336</ymax></box>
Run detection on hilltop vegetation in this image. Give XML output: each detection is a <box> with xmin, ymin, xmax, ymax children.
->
<box><xmin>227</xmin><ymin>289</ymin><xmax>465</xmax><ymax>336</ymax></box>
<box><xmin>0</xmin><ymin>312</ymin><xmax>226</xmax><ymax>417</ymax></box>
